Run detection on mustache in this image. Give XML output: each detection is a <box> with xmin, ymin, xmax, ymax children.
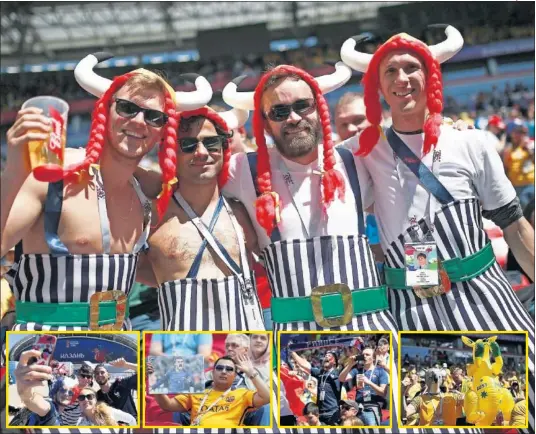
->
<box><xmin>282</xmin><ymin>120</ymin><xmax>311</xmax><ymax>134</ymax></box>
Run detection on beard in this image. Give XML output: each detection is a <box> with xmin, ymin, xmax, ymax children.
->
<box><xmin>273</xmin><ymin>119</ymin><xmax>321</xmax><ymax>159</ymax></box>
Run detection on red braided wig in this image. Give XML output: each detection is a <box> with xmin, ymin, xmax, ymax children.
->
<box><xmin>252</xmin><ymin>66</ymin><xmax>346</xmax><ymax>237</ymax></box>
<box><xmin>358</xmin><ymin>36</ymin><xmax>443</xmax><ymax>157</ymax></box>
<box><xmin>178</xmin><ymin>107</ymin><xmax>232</xmax><ymax>188</ymax></box>
<box><xmin>63</xmin><ymin>71</ymin><xmax>178</xmax><ymax>221</ymax></box>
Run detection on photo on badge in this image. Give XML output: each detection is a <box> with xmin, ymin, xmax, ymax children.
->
<box><xmin>278</xmin><ymin>331</ymin><xmax>393</xmax><ymax>429</ymax></box>
<box><xmin>143</xmin><ymin>331</ymin><xmax>273</xmax><ymax>429</ymax></box>
<box><xmin>404</xmin><ymin>243</ymin><xmax>439</xmax><ymax>287</ymax></box>
<box><xmin>6</xmin><ymin>330</ymin><xmax>141</xmax><ymax>429</ymax></box>
<box><xmin>399</xmin><ymin>331</ymin><xmax>529</xmax><ymax>429</ymax></box>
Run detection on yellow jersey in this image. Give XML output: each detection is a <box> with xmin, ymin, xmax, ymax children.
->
<box><xmin>175</xmin><ymin>388</ymin><xmax>256</xmax><ymax>427</ymax></box>
<box><xmin>510</xmin><ymin>399</ymin><xmax>526</xmax><ymax>427</ymax></box>
<box><xmin>411</xmin><ymin>393</ymin><xmax>464</xmax><ymax>426</ymax></box>
<box><xmin>504</xmin><ymin>145</ymin><xmax>535</xmax><ymax>187</ymax></box>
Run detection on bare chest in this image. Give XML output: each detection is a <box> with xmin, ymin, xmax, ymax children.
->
<box><xmin>25</xmin><ymin>184</ymin><xmax>145</xmax><ymax>254</ymax></box>
<box><xmin>148</xmin><ymin>210</ymin><xmax>241</xmax><ymax>279</ymax></box>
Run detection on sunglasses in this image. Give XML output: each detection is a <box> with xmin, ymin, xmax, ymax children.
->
<box><xmin>79</xmin><ymin>374</ymin><xmax>93</xmax><ymax>379</ymax></box>
<box><xmin>265</xmin><ymin>98</ymin><xmax>315</xmax><ymax>122</ymax></box>
<box><xmin>59</xmin><ymin>388</ymin><xmax>74</xmax><ymax>396</ymax></box>
<box><xmin>78</xmin><ymin>393</ymin><xmax>96</xmax><ymax>402</ymax></box>
<box><xmin>114</xmin><ymin>98</ymin><xmax>168</xmax><ymax>128</ymax></box>
<box><xmin>214</xmin><ymin>365</ymin><xmax>235</xmax><ymax>373</ymax></box>
<box><xmin>341</xmin><ymin>405</ymin><xmax>353</xmax><ymax>411</ymax></box>
<box><xmin>178</xmin><ymin>136</ymin><xmax>225</xmax><ymax>153</ymax></box>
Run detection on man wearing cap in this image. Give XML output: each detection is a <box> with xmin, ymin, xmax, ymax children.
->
<box><xmin>503</xmin><ymin>119</ymin><xmax>534</xmax><ymax>207</ymax></box>
<box><xmin>290</xmin><ymin>350</ymin><xmax>342</xmax><ymax>425</ymax></box>
<box><xmin>341</xmin><ymin>26</ymin><xmax>535</xmax><ymax>432</ymax></box>
<box><xmin>485</xmin><ymin>114</ymin><xmax>507</xmax><ymax>153</ymax></box>
<box><xmin>339</xmin><ymin>399</ymin><xmax>363</xmax><ymax>425</ymax></box>
<box><xmin>1</xmin><ymin>53</ymin><xmax>211</xmax><ymax>331</ymax></box>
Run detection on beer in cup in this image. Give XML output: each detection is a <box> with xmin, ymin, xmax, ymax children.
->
<box><xmin>21</xmin><ymin>96</ymin><xmax>69</xmax><ymax>182</ymax></box>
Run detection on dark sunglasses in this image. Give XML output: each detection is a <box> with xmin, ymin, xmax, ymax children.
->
<box><xmin>266</xmin><ymin>98</ymin><xmax>315</xmax><ymax>122</ymax></box>
<box><xmin>59</xmin><ymin>388</ymin><xmax>74</xmax><ymax>396</ymax></box>
<box><xmin>214</xmin><ymin>365</ymin><xmax>235</xmax><ymax>373</ymax></box>
<box><xmin>79</xmin><ymin>374</ymin><xmax>93</xmax><ymax>379</ymax></box>
<box><xmin>114</xmin><ymin>98</ymin><xmax>168</xmax><ymax>128</ymax></box>
<box><xmin>340</xmin><ymin>405</ymin><xmax>353</xmax><ymax>411</ymax></box>
<box><xmin>78</xmin><ymin>393</ymin><xmax>96</xmax><ymax>402</ymax></box>
<box><xmin>178</xmin><ymin>136</ymin><xmax>225</xmax><ymax>153</ymax></box>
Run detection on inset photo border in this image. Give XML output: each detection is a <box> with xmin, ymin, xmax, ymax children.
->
<box><xmin>398</xmin><ymin>330</ymin><xmax>529</xmax><ymax>429</ymax></box>
<box><xmin>6</xmin><ymin>330</ymin><xmax>141</xmax><ymax>429</ymax></box>
<box><xmin>278</xmin><ymin>330</ymin><xmax>393</xmax><ymax>429</ymax></box>
<box><xmin>142</xmin><ymin>331</ymin><xmax>273</xmax><ymax>429</ymax></box>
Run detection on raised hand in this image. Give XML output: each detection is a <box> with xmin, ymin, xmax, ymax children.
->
<box><xmin>15</xmin><ymin>350</ymin><xmax>53</xmax><ymax>400</ymax></box>
<box><xmin>235</xmin><ymin>353</ymin><xmax>254</xmax><ymax>377</ymax></box>
<box><xmin>109</xmin><ymin>357</ymin><xmax>127</xmax><ymax>368</ymax></box>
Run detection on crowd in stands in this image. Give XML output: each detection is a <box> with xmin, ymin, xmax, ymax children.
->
<box><xmin>1</xmin><ymin>19</ymin><xmax>534</xmax><ymax>112</ymax></box>
<box><xmin>401</xmin><ymin>348</ymin><xmax>527</xmax><ymax>427</ymax></box>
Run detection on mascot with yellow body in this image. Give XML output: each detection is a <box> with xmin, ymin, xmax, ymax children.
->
<box><xmin>462</xmin><ymin>336</ymin><xmax>515</xmax><ymax>426</ymax></box>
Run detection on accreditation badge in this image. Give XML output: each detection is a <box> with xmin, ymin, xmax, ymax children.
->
<box><xmin>404</xmin><ymin>243</ymin><xmax>451</xmax><ymax>299</ymax></box>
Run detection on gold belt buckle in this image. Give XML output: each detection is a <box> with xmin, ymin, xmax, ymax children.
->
<box><xmin>89</xmin><ymin>290</ymin><xmax>127</xmax><ymax>330</ymax></box>
<box><xmin>311</xmin><ymin>283</ymin><xmax>353</xmax><ymax>328</ymax></box>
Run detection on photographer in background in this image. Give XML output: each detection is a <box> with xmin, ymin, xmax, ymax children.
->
<box><xmin>338</xmin><ymin>347</ymin><xmax>388</xmax><ymax>426</ymax></box>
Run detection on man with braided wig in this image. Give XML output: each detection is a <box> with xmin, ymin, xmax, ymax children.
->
<box><xmin>135</xmin><ymin>104</ymin><xmax>265</xmax><ymax>331</ymax></box>
<box><xmin>222</xmin><ymin>63</ymin><xmax>403</xmax><ymax>432</ymax></box>
<box><xmin>0</xmin><ymin>52</ymin><xmax>212</xmax><ymax>331</ymax></box>
<box><xmin>340</xmin><ymin>25</ymin><xmax>535</xmax><ymax>433</ymax></box>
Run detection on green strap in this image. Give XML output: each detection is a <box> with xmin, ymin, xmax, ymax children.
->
<box><xmin>271</xmin><ymin>286</ymin><xmax>388</xmax><ymax>324</ymax></box>
<box><xmin>15</xmin><ymin>300</ymin><xmax>130</xmax><ymax>327</ymax></box>
<box><xmin>385</xmin><ymin>242</ymin><xmax>496</xmax><ymax>290</ymax></box>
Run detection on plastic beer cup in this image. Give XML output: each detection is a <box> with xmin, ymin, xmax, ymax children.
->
<box><xmin>21</xmin><ymin>96</ymin><xmax>69</xmax><ymax>182</ymax></box>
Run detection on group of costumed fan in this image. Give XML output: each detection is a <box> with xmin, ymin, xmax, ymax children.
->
<box><xmin>1</xmin><ymin>17</ymin><xmax>534</xmax><ymax>434</ymax></box>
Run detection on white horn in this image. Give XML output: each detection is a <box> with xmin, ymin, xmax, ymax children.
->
<box><xmin>315</xmin><ymin>62</ymin><xmax>353</xmax><ymax>94</ymax></box>
<box><xmin>74</xmin><ymin>52</ymin><xmax>114</xmax><ymax>97</ymax></box>
<box><xmin>340</xmin><ymin>35</ymin><xmax>374</xmax><ymax>73</ymax></box>
<box><xmin>176</xmin><ymin>74</ymin><xmax>214</xmax><ymax>111</ymax></box>
<box><xmin>218</xmin><ymin>107</ymin><xmax>249</xmax><ymax>130</ymax></box>
<box><xmin>427</xmin><ymin>24</ymin><xmax>464</xmax><ymax>63</ymax></box>
<box><xmin>222</xmin><ymin>76</ymin><xmax>255</xmax><ymax>111</ymax></box>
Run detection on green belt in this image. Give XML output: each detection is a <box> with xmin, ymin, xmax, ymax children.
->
<box><xmin>384</xmin><ymin>242</ymin><xmax>496</xmax><ymax>290</ymax></box>
<box><xmin>271</xmin><ymin>286</ymin><xmax>388</xmax><ymax>324</ymax></box>
<box><xmin>15</xmin><ymin>300</ymin><xmax>130</xmax><ymax>327</ymax></box>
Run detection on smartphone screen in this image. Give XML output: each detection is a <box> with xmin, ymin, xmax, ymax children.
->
<box><xmin>29</xmin><ymin>335</ymin><xmax>58</xmax><ymax>366</ymax></box>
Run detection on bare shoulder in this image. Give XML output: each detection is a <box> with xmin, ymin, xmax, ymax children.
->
<box><xmin>228</xmin><ymin>198</ymin><xmax>252</xmax><ymax>224</ymax></box>
<box><xmin>227</xmin><ymin>198</ymin><xmax>259</xmax><ymax>253</ymax></box>
<box><xmin>134</xmin><ymin>166</ymin><xmax>162</xmax><ymax>199</ymax></box>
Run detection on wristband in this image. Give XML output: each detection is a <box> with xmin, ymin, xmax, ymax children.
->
<box><xmin>248</xmin><ymin>371</ymin><xmax>259</xmax><ymax>380</ymax></box>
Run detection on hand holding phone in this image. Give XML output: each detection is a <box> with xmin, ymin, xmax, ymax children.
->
<box><xmin>29</xmin><ymin>335</ymin><xmax>57</xmax><ymax>366</ymax></box>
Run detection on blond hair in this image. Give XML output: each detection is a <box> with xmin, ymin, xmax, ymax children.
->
<box><xmin>80</xmin><ymin>387</ymin><xmax>116</xmax><ymax>426</ymax></box>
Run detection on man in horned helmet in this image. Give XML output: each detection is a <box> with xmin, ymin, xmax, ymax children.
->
<box><xmin>0</xmin><ymin>52</ymin><xmax>212</xmax><ymax>331</ymax></box>
<box><xmin>135</xmin><ymin>104</ymin><xmax>265</xmax><ymax>331</ymax></box>
<box><xmin>340</xmin><ymin>25</ymin><xmax>535</xmax><ymax>433</ymax></box>
<box><xmin>222</xmin><ymin>62</ymin><xmax>404</xmax><ymax>431</ymax></box>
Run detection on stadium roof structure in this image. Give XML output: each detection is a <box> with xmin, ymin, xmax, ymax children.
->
<box><xmin>1</xmin><ymin>1</ymin><xmax>404</xmax><ymax>67</ymax></box>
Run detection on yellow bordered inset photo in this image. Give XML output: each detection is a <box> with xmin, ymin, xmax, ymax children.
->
<box><xmin>398</xmin><ymin>330</ymin><xmax>529</xmax><ymax>429</ymax></box>
<box><xmin>277</xmin><ymin>330</ymin><xmax>393</xmax><ymax>429</ymax></box>
<box><xmin>6</xmin><ymin>330</ymin><xmax>141</xmax><ymax>429</ymax></box>
<box><xmin>142</xmin><ymin>330</ymin><xmax>273</xmax><ymax>429</ymax></box>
